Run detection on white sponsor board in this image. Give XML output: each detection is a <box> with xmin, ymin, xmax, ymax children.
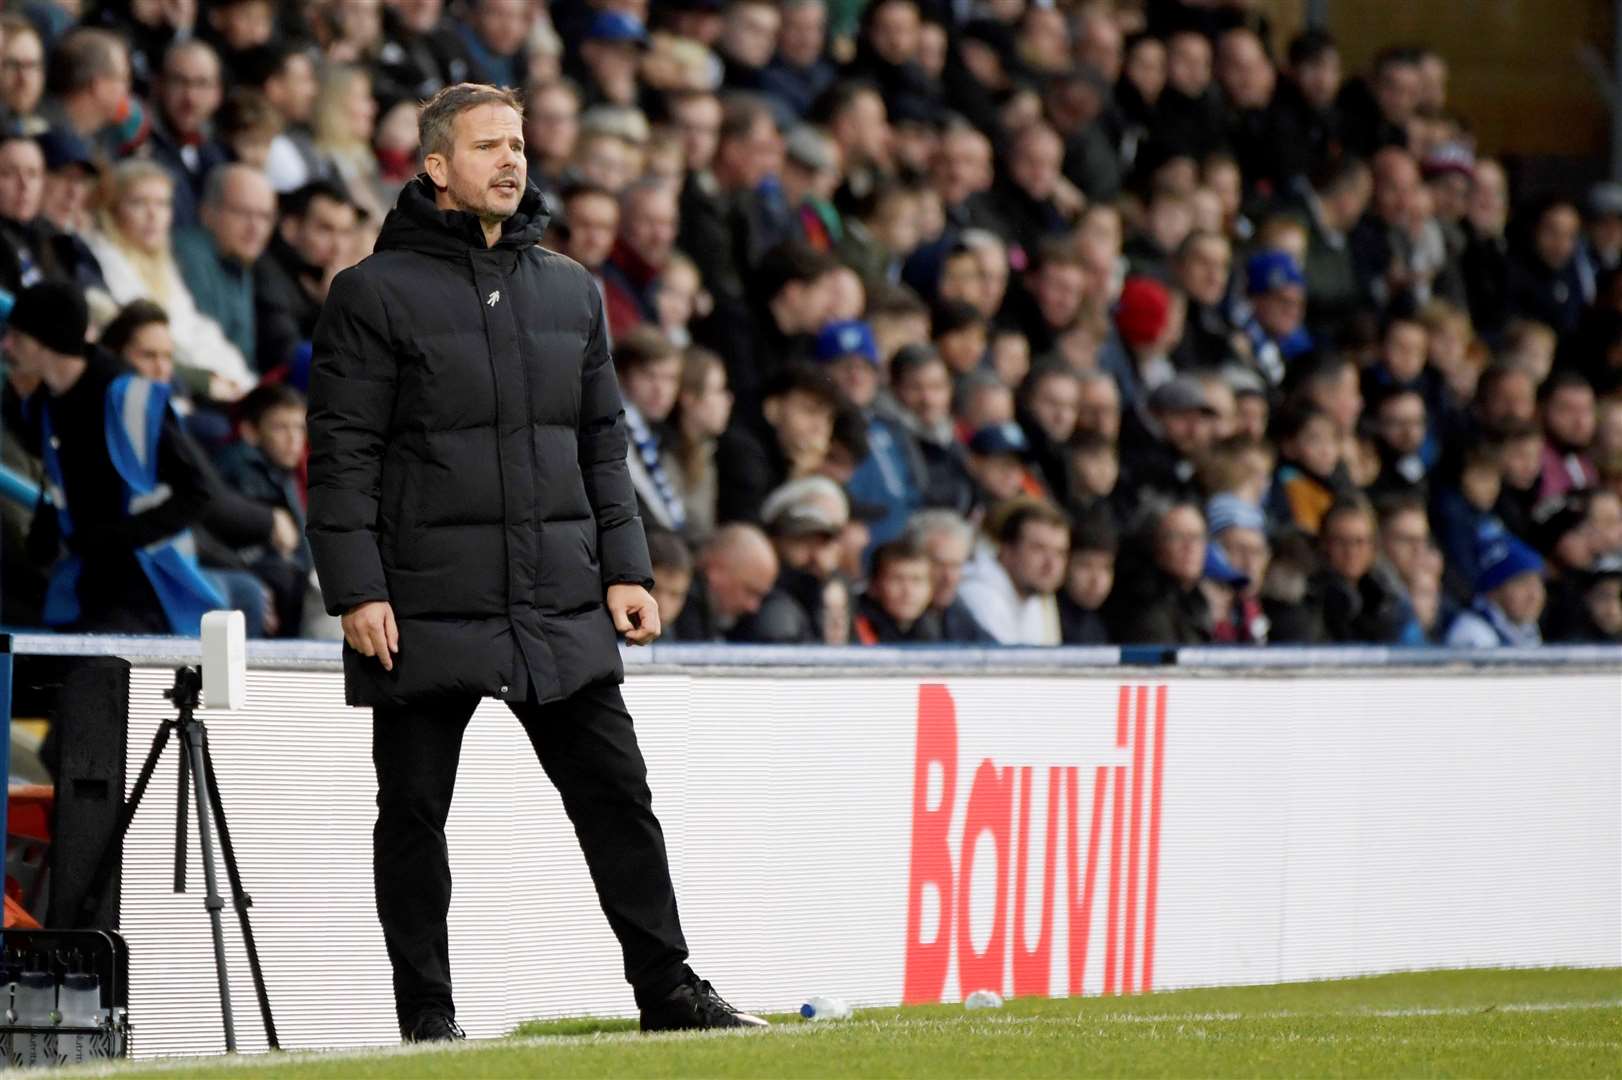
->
<box><xmin>117</xmin><ymin>667</ymin><xmax>1621</xmax><ymax>1057</ymax></box>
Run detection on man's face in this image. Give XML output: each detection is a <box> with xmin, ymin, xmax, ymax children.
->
<box><xmin>1010</xmin><ymin>129</ymin><xmax>1061</xmax><ymax>201</ymax></box>
<box><xmin>671</xmin><ymin>95</ymin><xmax>721</xmax><ymax>173</ymax></box>
<box><xmin>1029</xmin><ymin>373</ymin><xmax>1080</xmax><ymax>444</ymax></box>
<box><xmin>2</xmin><ymin>328</ymin><xmax>51</xmax><ymax>382</ymax></box>
<box><xmin>205</xmin><ymin>169</ymin><xmax>276</xmax><ymax>264</ymax></box>
<box><xmin>1587</xmin><ymin>492</ymin><xmax>1622</xmax><ymax>555</ymax></box>
<box><xmin>1586</xmin><ymin>578</ymin><xmax>1622</xmax><ymax>636</ymax></box>
<box><xmin>1216</xmin><ymin>31</ymin><xmax>1274</xmax><ymax>110</ymax></box>
<box><xmin>935</xmin><ymin>130</ymin><xmax>991</xmax><ymax>208</ymax></box>
<box><xmin>161</xmin><ymin>45</ymin><xmax>221</xmax><ymax>136</ymax></box>
<box><xmin>288</xmin><ymin>194</ymin><xmax>356</xmax><ymax>268</ymax></box>
<box><xmin>1176</xmin><ymin>236</ymin><xmax>1230</xmax><ymax>307</ymax></box>
<box><xmin>41</xmin><ymin>165</ymin><xmax>95</xmax><ymax>232</ymax></box>
<box><xmin>716</xmin><ymin>114</ymin><xmax>781</xmax><ymax>191</ymax></box>
<box><xmin>250</xmin><ymin>404</ymin><xmax>307</xmax><ymax>470</ymax></box>
<box><xmin>828</xmin><ymin>355</ymin><xmax>878</xmax><ymax>409</ymax></box>
<box><xmin>1373</xmin><ymin>150</ymin><xmax>1420</xmax><ymax>224</ymax></box>
<box><xmin>1545</xmin><ymin>385</ymin><xmax>1597</xmax><ymax>450</ymax></box>
<box><xmin>0</xmin><ymin>28</ymin><xmax>45</xmax><ymax>116</ymax></box>
<box><xmin>1066</xmin><ymin>549</ymin><xmax>1114</xmax><ymax>610</ymax></box>
<box><xmin>1235</xmin><ymin>394</ymin><xmax>1268</xmax><ymax>441</ymax></box>
<box><xmin>474</xmin><ymin>0</ymin><xmax>529</xmax><ymax>55</ymax></box>
<box><xmin>1322</xmin><ymin>510</ymin><xmax>1376</xmax><ymax>582</ymax></box>
<box><xmin>1075</xmin><ymin>379</ymin><xmax>1120</xmax><ymax>442</ymax></box>
<box><xmin>1003</xmin><ymin>520</ymin><xmax>1068</xmax><ymax>596</ymax></box>
<box><xmin>1481</xmin><ymin>371</ymin><xmax>1535</xmax><ymax>431</ymax></box>
<box><xmin>1166</xmin><ymin>32</ymin><xmax>1211</xmax><ymax>97</ymax></box>
<box><xmin>920</xmin><ymin>528</ymin><xmax>969</xmax><ymax>609</ymax></box>
<box><xmin>869</xmin><ymin>0</ymin><xmax>920</xmax><ymax>65</ymax></box>
<box><xmin>1071</xmin><ymin>447</ymin><xmax>1117</xmax><ymax>498</ymax></box>
<box><xmin>623</xmin><ymin>355</ymin><xmax>681</xmax><ymax>423</ymax></box>
<box><xmin>1157</xmin><ymin>406</ymin><xmax>1214</xmax><ymax>458</ymax></box>
<box><xmin>896</xmin><ymin>360</ymin><xmax>951</xmax><ymax>427</ymax></box>
<box><xmin>1033</xmin><ymin>263</ymin><xmax>1085</xmax><ymax>329</ymax></box>
<box><xmin>1377</xmin><ymin>393</ymin><xmax>1427</xmax><ymax>457</ymax></box>
<box><xmin>779</xmin><ymin>1</ymin><xmax>826</xmax><ymax>68</ymax></box>
<box><xmin>274</xmin><ymin>53</ymin><xmax>319</xmax><ymax>124</ymax></box>
<box><xmin>1218</xmin><ymin>526</ymin><xmax>1269</xmax><ymax>599</ymax></box>
<box><xmin>1254</xmin><ymin>284</ymin><xmax>1305</xmax><ymax>340</ymax></box>
<box><xmin>710</xmin><ymin>554</ymin><xmax>776</xmax><ymax>618</ymax></box>
<box><xmin>621</xmin><ymin>186</ymin><xmax>678</xmax><ymax>269</ymax></box>
<box><xmin>563</xmin><ymin>192</ymin><xmax>618</xmax><ymax>271</ymax></box>
<box><xmin>766</xmin><ymin>389</ymin><xmax>834</xmax><ymax>459</ymax></box>
<box><xmin>938</xmin><ymin>251</ymin><xmax>987</xmax><ymax>311</ymax></box>
<box><xmin>968</xmin><ymin>452</ymin><xmax>1025</xmax><ymax>503</ymax></box>
<box><xmin>875</xmin><ymin>556</ymin><xmax>933</xmax><ymax>625</ymax></box>
<box><xmin>121</xmin><ymin>321</ymin><xmax>175</xmax><ymax>384</ymax></box>
<box><xmin>1156</xmin><ymin>506</ymin><xmax>1207</xmax><ymax>588</ymax></box>
<box><xmin>525</xmin><ymin>87</ymin><xmax>577</xmax><ymax>166</ymax></box>
<box><xmin>91</xmin><ymin>44</ymin><xmax>132</xmax><ymax>119</ymax></box>
<box><xmin>1384</xmin><ymin>322</ymin><xmax>1428</xmax><ymax>382</ymax></box>
<box><xmin>1379</xmin><ymin>508</ymin><xmax>1430</xmax><ymax>585</ymax></box>
<box><xmin>0</xmin><ymin>139</ymin><xmax>45</xmax><ymax>222</ymax></box>
<box><xmin>722</xmin><ymin>1</ymin><xmax>780</xmax><ymax>69</ymax></box>
<box><xmin>1312</xmin><ymin>367</ymin><xmax>1364</xmax><ymax>436</ymax></box>
<box><xmin>1494</xmin><ymin>572</ymin><xmax>1546</xmax><ymax>626</ymax></box>
<box><xmin>429</xmin><ymin>102</ymin><xmax>526</xmax><ymax>226</ymax></box>
<box><xmin>1376</xmin><ymin>60</ymin><xmax>1421</xmax><ymax>125</ymax></box>
<box><xmin>1536</xmin><ymin>205</ymin><xmax>1581</xmax><ymax>270</ymax></box>
<box><xmin>582</xmin><ymin>40</ymin><xmax>640</xmax><ymax>106</ymax></box>
<box><xmin>1295</xmin><ymin>50</ymin><xmax>1341</xmax><ymax>109</ymax></box>
<box><xmin>1500</xmin><ymin>434</ymin><xmax>1543</xmax><ymax>490</ymax></box>
<box><xmin>211</xmin><ymin>0</ymin><xmax>274</xmax><ymax>49</ymax></box>
<box><xmin>777</xmin><ymin>529</ymin><xmax>842</xmax><ymax>581</ymax></box>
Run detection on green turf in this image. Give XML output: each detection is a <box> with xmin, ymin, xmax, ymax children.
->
<box><xmin>88</xmin><ymin>968</ymin><xmax>1622</xmax><ymax>1079</ymax></box>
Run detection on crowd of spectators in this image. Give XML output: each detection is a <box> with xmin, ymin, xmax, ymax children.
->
<box><xmin>2</xmin><ymin>0</ymin><xmax>1621</xmax><ymax>650</ymax></box>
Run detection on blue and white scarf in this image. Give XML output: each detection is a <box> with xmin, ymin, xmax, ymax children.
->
<box><xmin>625</xmin><ymin>403</ymin><xmax>685</xmax><ymax>532</ymax></box>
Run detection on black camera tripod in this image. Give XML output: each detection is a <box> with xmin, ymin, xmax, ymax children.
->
<box><xmin>78</xmin><ymin>666</ymin><xmax>278</xmax><ymax>1052</ymax></box>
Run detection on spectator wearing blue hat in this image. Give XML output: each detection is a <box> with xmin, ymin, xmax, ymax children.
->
<box><xmin>576</xmin><ymin>10</ymin><xmax>649</xmax><ymax>109</ymax></box>
<box><xmin>1207</xmin><ymin>493</ymin><xmax>1272</xmax><ymax>643</ymax></box>
<box><xmin>1239</xmin><ymin>249</ymin><xmax>1313</xmax><ymax>385</ymax></box>
<box><xmin>815</xmin><ymin>318</ymin><xmax>924</xmax><ymax>550</ymax></box>
<box><xmin>1444</xmin><ymin>523</ymin><xmax>1545</xmax><ymax>647</ymax></box>
<box><xmin>456</xmin><ymin>0</ymin><xmax>532</xmax><ymax>90</ymax></box>
<box><xmin>964</xmin><ymin>419</ymin><xmax>1043</xmax><ymax>519</ymax></box>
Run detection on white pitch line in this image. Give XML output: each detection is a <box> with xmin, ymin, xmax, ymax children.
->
<box><xmin>49</xmin><ymin>999</ymin><xmax>1622</xmax><ymax>1077</ymax></box>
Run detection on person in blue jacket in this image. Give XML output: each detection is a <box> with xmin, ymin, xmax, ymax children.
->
<box><xmin>6</xmin><ymin>281</ymin><xmax>221</xmax><ymax>634</ymax></box>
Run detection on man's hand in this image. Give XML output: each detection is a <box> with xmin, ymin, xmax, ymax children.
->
<box><xmin>607</xmin><ymin>584</ymin><xmax>661</xmax><ymax>645</ymax></box>
<box><xmin>342</xmin><ymin>600</ymin><xmax>399</xmax><ymax>671</ymax></box>
<box><xmin>269</xmin><ymin>508</ymin><xmax>300</xmax><ymax>556</ymax></box>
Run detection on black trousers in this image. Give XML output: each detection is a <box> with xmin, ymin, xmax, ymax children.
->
<box><xmin>372</xmin><ymin>680</ymin><xmax>690</xmax><ymax>1026</ymax></box>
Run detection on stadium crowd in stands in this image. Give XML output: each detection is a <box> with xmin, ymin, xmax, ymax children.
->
<box><xmin>2</xmin><ymin>0</ymin><xmax>1621</xmax><ymax>650</ymax></box>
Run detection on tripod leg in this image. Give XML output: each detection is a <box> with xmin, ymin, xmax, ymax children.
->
<box><xmin>183</xmin><ymin>718</ymin><xmax>236</xmax><ymax>1053</ymax></box>
<box><xmin>199</xmin><ymin>730</ymin><xmax>280</xmax><ymax>1051</ymax></box>
<box><xmin>174</xmin><ymin>738</ymin><xmax>190</xmax><ymax>894</ymax></box>
<box><xmin>76</xmin><ymin>720</ymin><xmax>175</xmax><ymax>928</ymax></box>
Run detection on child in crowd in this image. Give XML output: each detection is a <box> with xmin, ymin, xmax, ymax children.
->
<box><xmin>1445</xmin><ymin>523</ymin><xmax>1545</xmax><ymax>647</ymax></box>
<box><xmin>853</xmin><ymin>538</ymin><xmax>941</xmax><ymax>643</ymax></box>
<box><xmin>1058</xmin><ymin>511</ymin><xmax>1116</xmax><ymax>644</ymax></box>
<box><xmin>1269</xmin><ymin>405</ymin><xmax>1345</xmax><ymax>535</ymax></box>
<box><xmin>1433</xmin><ymin>435</ymin><xmax>1505</xmax><ymax>600</ymax></box>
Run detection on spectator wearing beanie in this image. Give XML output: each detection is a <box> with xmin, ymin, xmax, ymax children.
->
<box><xmin>6</xmin><ymin>281</ymin><xmax>222</xmax><ymax>634</ymax></box>
<box><xmin>1239</xmin><ymin>249</ymin><xmax>1313</xmax><ymax>386</ymax></box>
<box><xmin>1099</xmin><ymin>274</ymin><xmax>1179</xmax><ymax>418</ymax></box>
<box><xmin>1444</xmin><ymin>523</ymin><xmax>1545</xmax><ymax>647</ymax></box>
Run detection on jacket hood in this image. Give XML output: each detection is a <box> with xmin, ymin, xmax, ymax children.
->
<box><xmin>374</xmin><ymin>174</ymin><xmax>552</xmax><ymax>258</ymax></box>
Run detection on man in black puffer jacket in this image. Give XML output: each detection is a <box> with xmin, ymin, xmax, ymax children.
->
<box><xmin>307</xmin><ymin>83</ymin><xmax>764</xmax><ymax>1043</ymax></box>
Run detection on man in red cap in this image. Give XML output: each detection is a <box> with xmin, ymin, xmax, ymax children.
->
<box><xmin>1100</xmin><ymin>274</ymin><xmax>1186</xmax><ymax>418</ymax></box>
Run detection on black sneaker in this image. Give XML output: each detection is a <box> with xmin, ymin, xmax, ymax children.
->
<box><xmin>640</xmin><ymin>976</ymin><xmax>769</xmax><ymax>1032</ymax></box>
<box><xmin>403</xmin><ymin>1011</ymin><xmax>466</xmax><ymax>1043</ymax></box>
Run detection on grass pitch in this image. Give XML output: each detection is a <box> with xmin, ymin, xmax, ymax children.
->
<box><xmin>76</xmin><ymin>968</ymin><xmax>1621</xmax><ymax>1078</ymax></box>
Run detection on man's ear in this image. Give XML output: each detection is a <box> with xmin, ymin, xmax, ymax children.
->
<box><xmin>762</xmin><ymin>396</ymin><xmax>781</xmax><ymax>428</ymax></box>
<box><xmin>423</xmin><ymin>151</ymin><xmax>450</xmax><ymax>190</ymax></box>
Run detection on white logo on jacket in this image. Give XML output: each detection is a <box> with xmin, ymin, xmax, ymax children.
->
<box><xmin>486</xmin><ymin>290</ymin><xmax>501</xmax><ymax>307</ymax></box>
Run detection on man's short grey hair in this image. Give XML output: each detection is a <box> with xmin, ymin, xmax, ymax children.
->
<box><xmin>1075</xmin><ymin>369</ymin><xmax>1118</xmax><ymax>394</ymax></box>
<box><xmin>906</xmin><ymin>509</ymin><xmax>974</xmax><ymax>550</ymax></box>
<box><xmin>201</xmin><ymin>162</ymin><xmax>267</xmax><ymax>210</ymax></box>
<box><xmin>958</xmin><ymin>228</ymin><xmax>1005</xmax><ymax>256</ymax></box>
<box><xmin>417</xmin><ymin>82</ymin><xmax>524</xmax><ymax>161</ymax></box>
<box><xmin>619</xmin><ymin>176</ymin><xmax>674</xmax><ymax>214</ymax></box>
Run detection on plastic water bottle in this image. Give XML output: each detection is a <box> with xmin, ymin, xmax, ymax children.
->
<box><xmin>800</xmin><ymin>995</ymin><xmax>852</xmax><ymax>1021</ymax></box>
<box><xmin>964</xmin><ymin>989</ymin><xmax>1004</xmax><ymax>1010</ymax></box>
<box><xmin>12</xmin><ymin>969</ymin><xmax>56</xmax><ymax>1026</ymax></box>
<box><xmin>57</xmin><ymin>973</ymin><xmax>102</xmax><ymax>1028</ymax></box>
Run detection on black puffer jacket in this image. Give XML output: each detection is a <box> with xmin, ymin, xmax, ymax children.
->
<box><xmin>307</xmin><ymin>176</ymin><xmax>651</xmax><ymax>707</ymax></box>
